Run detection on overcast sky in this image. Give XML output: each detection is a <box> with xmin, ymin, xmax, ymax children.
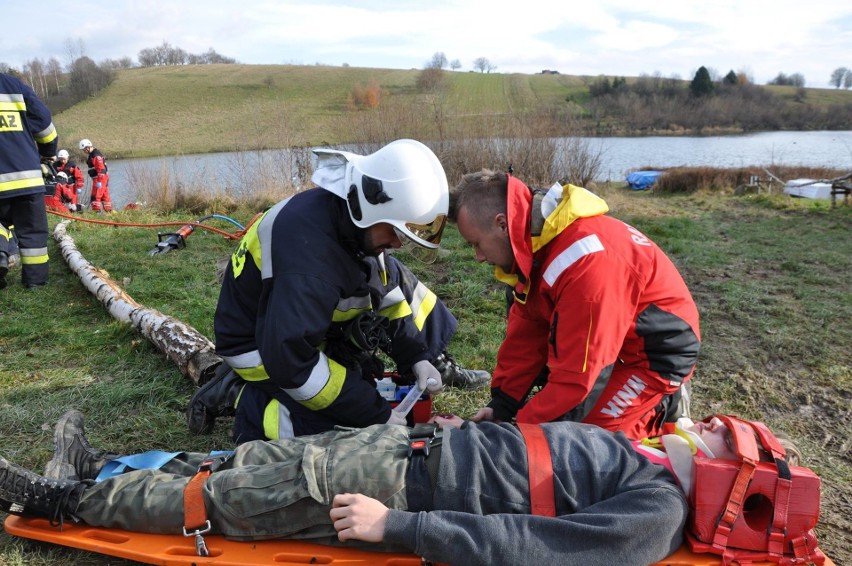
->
<box><xmin>3</xmin><ymin>1</ymin><xmax>851</xmax><ymax>87</ymax></box>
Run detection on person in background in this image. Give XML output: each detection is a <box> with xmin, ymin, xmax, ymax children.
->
<box><xmin>0</xmin><ymin>409</ymin><xmax>689</xmax><ymax>566</ymax></box>
<box><xmin>78</xmin><ymin>138</ymin><xmax>111</xmax><ymax>212</ymax></box>
<box><xmin>0</xmin><ymin>72</ymin><xmax>57</xmax><ymax>289</ymax></box>
<box><xmin>54</xmin><ymin>148</ymin><xmax>84</xmax><ymax>212</ymax></box>
<box><xmin>449</xmin><ymin>169</ymin><xmax>701</xmax><ymax>439</ymax></box>
<box><xmin>188</xmin><ymin>139</ymin><xmax>490</xmax><ymax>442</ymax></box>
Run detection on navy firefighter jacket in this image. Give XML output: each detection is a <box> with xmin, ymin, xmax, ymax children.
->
<box><xmin>214</xmin><ymin>188</ymin><xmax>454</xmax><ymax>431</ymax></box>
<box><xmin>0</xmin><ymin>73</ymin><xmax>58</xmax><ymax>199</ymax></box>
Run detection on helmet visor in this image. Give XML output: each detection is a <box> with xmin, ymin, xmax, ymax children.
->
<box><xmin>404</xmin><ymin>214</ymin><xmax>447</xmax><ymax>248</ymax></box>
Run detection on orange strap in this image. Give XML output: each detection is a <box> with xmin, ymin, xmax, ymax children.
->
<box><xmin>517</xmin><ymin>423</ymin><xmax>556</xmax><ymax>517</ymax></box>
<box><xmin>183</xmin><ymin>468</ymin><xmax>211</xmax><ymax>531</ymax></box>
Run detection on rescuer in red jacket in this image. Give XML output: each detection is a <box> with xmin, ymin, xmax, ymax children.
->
<box><xmin>449</xmin><ymin>169</ymin><xmax>701</xmax><ymax>439</ymax></box>
<box><xmin>54</xmin><ymin>149</ymin><xmax>83</xmax><ymax>211</ymax></box>
<box><xmin>79</xmin><ymin>138</ymin><xmax>111</xmax><ymax>212</ymax></box>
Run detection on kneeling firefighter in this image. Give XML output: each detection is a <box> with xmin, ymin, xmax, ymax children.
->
<box><xmin>188</xmin><ymin>139</ymin><xmax>490</xmax><ymax>441</ymax></box>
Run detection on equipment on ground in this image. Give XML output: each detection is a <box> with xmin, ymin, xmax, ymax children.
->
<box><xmin>149</xmin><ymin>224</ymin><xmax>195</xmax><ymax>256</ymax></box>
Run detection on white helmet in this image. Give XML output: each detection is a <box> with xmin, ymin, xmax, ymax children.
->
<box><xmin>341</xmin><ymin>139</ymin><xmax>448</xmax><ymax>248</ymax></box>
<box><xmin>56</xmin><ymin>171</ymin><xmax>68</xmax><ymax>183</ymax></box>
<box><xmin>79</xmin><ymin>139</ymin><xmax>92</xmax><ymax>150</ymax></box>
<box><xmin>57</xmin><ymin>149</ymin><xmax>70</xmax><ymax>160</ymax></box>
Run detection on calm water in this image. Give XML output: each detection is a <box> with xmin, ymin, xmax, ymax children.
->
<box><xmin>102</xmin><ymin>131</ymin><xmax>852</xmax><ymax>208</ymax></box>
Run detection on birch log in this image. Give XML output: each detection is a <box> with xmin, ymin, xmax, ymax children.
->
<box><xmin>53</xmin><ymin>220</ymin><xmax>221</xmax><ymax>385</ymax></box>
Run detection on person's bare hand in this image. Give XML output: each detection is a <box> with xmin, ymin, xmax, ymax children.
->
<box><xmin>471</xmin><ymin>407</ymin><xmax>497</xmax><ymax>423</ymax></box>
<box><xmin>428</xmin><ymin>413</ymin><xmax>465</xmax><ymax>429</ymax></box>
<box><xmin>330</xmin><ymin>493</ymin><xmax>389</xmax><ymax>543</ymax></box>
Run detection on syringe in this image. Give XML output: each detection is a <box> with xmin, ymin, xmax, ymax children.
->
<box><xmin>393</xmin><ymin>378</ymin><xmax>437</xmax><ymax>418</ymax></box>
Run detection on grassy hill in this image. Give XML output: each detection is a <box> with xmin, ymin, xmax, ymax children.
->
<box><xmin>54</xmin><ymin>64</ymin><xmax>852</xmax><ymax>160</ymax></box>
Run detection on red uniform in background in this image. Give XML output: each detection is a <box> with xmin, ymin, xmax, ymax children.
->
<box><xmin>54</xmin><ymin>153</ymin><xmax>83</xmax><ymax>211</ymax></box>
<box><xmin>81</xmin><ymin>141</ymin><xmax>111</xmax><ymax>212</ymax></box>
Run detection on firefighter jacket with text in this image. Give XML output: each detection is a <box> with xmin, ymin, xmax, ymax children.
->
<box><xmin>214</xmin><ymin>188</ymin><xmax>456</xmax><ymax>438</ymax></box>
<box><xmin>0</xmin><ymin>73</ymin><xmax>57</xmax><ymax>200</ymax></box>
<box><xmin>490</xmin><ymin>177</ymin><xmax>701</xmax><ymax>438</ymax></box>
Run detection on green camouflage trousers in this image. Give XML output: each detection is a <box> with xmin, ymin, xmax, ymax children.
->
<box><xmin>75</xmin><ymin>425</ymin><xmax>411</xmax><ymax>542</ymax></box>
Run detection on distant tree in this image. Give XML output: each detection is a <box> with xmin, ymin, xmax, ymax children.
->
<box><xmin>68</xmin><ymin>56</ymin><xmax>115</xmax><ymax>99</ymax></box>
<box><xmin>768</xmin><ymin>72</ymin><xmax>805</xmax><ymax>87</ymax></box>
<box><xmin>450</xmin><ymin>58</ymin><xmax>461</xmax><ymax>71</ymax></box>
<box><xmin>829</xmin><ymin>67</ymin><xmax>849</xmax><ymax>88</ymax></box>
<box><xmin>845</xmin><ymin>72</ymin><xmax>852</xmax><ymax>90</ymax></box>
<box><xmin>689</xmin><ymin>66</ymin><xmax>714</xmax><ymax>97</ymax></box>
<box><xmin>427</xmin><ymin>52</ymin><xmax>448</xmax><ymax>70</ymax></box>
<box><xmin>723</xmin><ymin>70</ymin><xmax>738</xmax><ymax>85</ymax></box>
<box><xmin>473</xmin><ymin>57</ymin><xmax>495</xmax><ymax>73</ymax></box>
<box><xmin>416</xmin><ymin>66</ymin><xmax>446</xmax><ymax>91</ymax></box>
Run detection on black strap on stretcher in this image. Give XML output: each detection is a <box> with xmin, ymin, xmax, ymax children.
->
<box><xmin>406</xmin><ymin>423</ymin><xmax>439</xmax><ymax>512</ymax></box>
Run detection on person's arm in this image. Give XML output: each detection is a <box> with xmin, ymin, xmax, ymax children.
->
<box><xmin>22</xmin><ymin>80</ymin><xmax>57</xmax><ymax>157</ymax></box>
<box><xmin>515</xmin><ymin>250</ymin><xmax>638</xmax><ymax>424</ymax></box>
<box><xmin>256</xmin><ymin>272</ymin><xmax>391</xmax><ymax>427</ymax></box>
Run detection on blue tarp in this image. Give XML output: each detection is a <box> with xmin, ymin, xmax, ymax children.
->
<box><xmin>626</xmin><ymin>170</ymin><xmax>663</xmax><ymax>190</ymax></box>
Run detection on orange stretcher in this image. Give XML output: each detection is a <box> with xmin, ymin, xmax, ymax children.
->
<box><xmin>4</xmin><ymin>515</ymin><xmax>836</xmax><ymax>566</ymax></box>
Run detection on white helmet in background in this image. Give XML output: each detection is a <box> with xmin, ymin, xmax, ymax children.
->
<box><xmin>343</xmin><ymin>139</ymin><xmax>448</xmax><ymax>248</ymax></box>
<box><xmin>79</xmin><ymin>139</ymin><xmax>92</xmax><ymax>150</ymax></box>
<box><xmin>56</xmin><ymin>172</ymin><xmax>68</xmax><ymax>183</ymax></box>
<box><xmin>57</xmin><ymin>149</ymin><xmax>70</xmax><ymax>160</ymax></box>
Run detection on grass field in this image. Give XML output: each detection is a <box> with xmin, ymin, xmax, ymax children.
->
<box><xmin>0</xmin><ymin>186</ymin><xmax>849</xmax><ymax>564</ymax></box>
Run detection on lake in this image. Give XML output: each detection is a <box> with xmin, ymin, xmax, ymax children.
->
<box><xmin>99</xmin><ymin>131</ymin><xmax>852</xmax><ymax>208</ymax></box>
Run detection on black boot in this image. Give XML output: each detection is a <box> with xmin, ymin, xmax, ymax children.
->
<box><xmin>0</xmin><ymin>456</ymin><xmax>89</xmax><ymax>528</ymax></box>
<box><xmin>0</xmin><ymin>252</ymin><xmax>8</xmax><ymax>290</ymax></box>
<box><xmin>432</xmin><ymin>352</ymin><xmax>491</xmax><ymax>390</ymax></box>
<box><xmin>186</xmin><ymin>366</ymin><xmax>243</xmax><ymax>435</ymax></box>
<box><xmin>44</xmin><ymin>410</ymin><xmax>120</xmax><ymax>482</ymax></box>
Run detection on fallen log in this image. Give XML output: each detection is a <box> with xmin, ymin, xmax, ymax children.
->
<box><xmin>52</xmin><ymin>220</ymin><xmax>221</xmax><ymax>385</ymax></box>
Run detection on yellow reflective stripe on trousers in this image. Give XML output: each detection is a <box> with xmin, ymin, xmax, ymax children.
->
<box><xmin>262</xmin><ymin>399</ymin><xmax>294</xmax><ymax>440</ymax></box>
<box><xmin>20</xmin><ymin>247</ymin><xmax>48</xmax><ymax>265</ymax></box>
<box><xmin>410</xmin><ymin>282</ymin><xmax>437</xmax><ymax>331</ymax></box>
<box><xmin>285</xmin><ymin>352</ymin><xmax>347</xmax><ymax>411</ymax></box>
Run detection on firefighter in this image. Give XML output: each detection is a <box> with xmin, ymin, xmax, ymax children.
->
<box><xmin>449</xmin><ymin>170</ymin><xmax>701</xmax><ymax>439</ymax></box>
<box><xmin>79</xmin><ymin>138</ymin><xmax>111</xmax><ymax>212</ymax></box>
<box><xmin>54</xmin><ymin>149</ymin><xmax>83</xmax><ymax>211</ymax></box>
<box><xmin>0</xmin><ymin>72</ymin><xmax>57</xmax><ymax>289</ymax></box>
<box><xmin>190</xmin><ymin>139</ymin><xmax>490</xmax><ymax>441</ymax></box>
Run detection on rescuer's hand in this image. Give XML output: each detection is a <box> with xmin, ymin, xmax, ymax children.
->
<box><xmin>330</xmin><ymin>493</ymin><xmax>389</xmax><ymax>543</ymax></box>
<box><xmin>471</xmin><ymin>407</ymin><xmax>498</xmax><ymax>423</ymax></box>
<box><xmin>385</xmin><ymin>409</ymin><xmax>406</xmax><ymax>426</ymax></box>
<box><xmin>412</xmin><ymin>360</ymin><xmax>443</xmax><ymax>394</ymax></box>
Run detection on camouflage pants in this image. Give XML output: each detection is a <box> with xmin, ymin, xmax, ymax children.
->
<box><xmin>75</xmin><ymin>425</ymin><xmax>411</xmax><ymax>542</ymax></box>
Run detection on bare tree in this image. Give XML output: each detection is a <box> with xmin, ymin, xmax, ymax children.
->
<box><xmin>829</xmin><ymin>67</ymin><xmax>849</xmax><ymax>89</ymax></box>
<box><xmin>63</xmin><ymin>38</ymin><xmax>86</xmax><ymax>69</ymax></box>
<box><xmin>46</xmin><ymin>58</ymin><xmax>63</xmax><ymax>93</ymax></box>
<box><xmin>450</xmin><ymin>59</ymin><xmax>461</xmax><ymax>71</ymax></box>
<box><xmin>427</xmin><ymin>51</ymin><xmax>448</xmax><ymax>70</ymax></box>
<box><xmin>473</xmin><ymin>57</ymin><xmax>495</xmax><ymax>73</ymax></box>
<box><xmin>845</xmin><ymin>71</ymin><xmax>852</xmax><ymax>90</ymax></box>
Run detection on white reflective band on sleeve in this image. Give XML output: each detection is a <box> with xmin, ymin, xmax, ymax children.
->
<box><xmin>284</xmin><ymin>351</ymin><xmax>331</xmax><ymax>401</ymax></box>
<box><xmin>379</xmin><ymin>286</ymin><xmax>405</xmax><ymax>311</ymax></box>
<box><xmin>542</xmin><ymin>234</ymin><xmax>604</xmax><ymax>287</ymax></box>
<box><xmin>222</xmin><ymin>350</ymin><xmax>263</xmax><ymax>369</ymax></box>
<box><xmin>409</xmin><ymin>282</ymin><xmax>429</xmax><ymax>316</ymax></box>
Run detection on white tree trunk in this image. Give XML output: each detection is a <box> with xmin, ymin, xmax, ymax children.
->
<box><xmin>52</xmin><ymin>220</ymin><xmax>221</xmax><ymax>385</ymax></box>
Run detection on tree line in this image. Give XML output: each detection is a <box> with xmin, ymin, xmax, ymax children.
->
<box><xmin>1</xmin><ymin>41</ymin><xmax>235</xmax><ymax>114</ymax></box>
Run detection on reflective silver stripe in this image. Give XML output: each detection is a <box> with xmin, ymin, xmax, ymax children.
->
<box><xmin>221</xmin><ymin>350</ymin><xmax>263</xmax><ymax>369</ymax></box>
<box><xmin>34</xmin><ymin>122</ymin><xmax>57</xmax><ymax>141</ymax></box>
<box><xmin>379</xmin><ymin>286</ymin><xmax>405</xmax><ymax>311</ymax></box>
<box><xmin>20</xmin><ymin>247</ymin><xmax>48</xmax><ymax>257</ymax></box>
<box><xmin>542</xmin><ymin>234</ymin><xmax>604</xmax><ymax>286</ymax></box>
<box><xmin>0</xmin><ymin>93</ymin><xmax>25</xmax><ymax>103</ymax></box>
<box><xmin>284</xmin><ymin>351</ymin><xmax>331</xmax><ymax>401</ymax></box>
<box><xmin>409</xmin><ymin>282</ymin><xmax>430</xmax><ymax>316</ymax></box>
<box><xmin>257</xmin><ymin>197</ymin><xmax>292</xmax><ymax>279</ymax></box>
<box><xmin>0</xmin><ymin>170</ymin><xmax>41</xmax><ymax>184</ymax></box>
<box><xmin>277</xmin><ymin>402</ymin><xmax>294</xmax><ymax>439</ymax></box>
<box><xmin>337</xmin><ymin>295</ymin><xmax>372</xmax><ymax>312</ymax></box>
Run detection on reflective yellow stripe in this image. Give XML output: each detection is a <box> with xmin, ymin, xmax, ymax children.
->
<box><xmin>263</xmin><ymin>400</ymin><xmax>280</xmax><ymax>440</ymax></box>
<box><xmin>20</xmin><ymin>247</ymin><xmax>48</xmax><ymax>265</ymax></box>
<box><xmin>296</xmin><ymin>357</ymin><xmax>347</xmax><ymax>411</ymax></box>
<box><xmin>0</xmin><ymin>176</ymin><xmax>44</xmax><ymax>194</ymax></box>
<box><xmin>410</xmin><ymin>283</ymin><xmax>437</xmax><ymax>331</ymax></box>
<box><xmin>233</xmin><ymin>364</ymin><xmax>270</xmax><ymax>382</ymax></box>
<box><xmin>332</xmin><ymin>295</ymin><xmax>372</xmax><ymax>322</ymax></box>
<box><xmin>34</xmin><ymin>122</ymin><xmax>57</xmax><ymax>144</ymax></box>
<box><xmin>378</xmin><ymin>300</ymin><xmax>412</xmax><ymax>322</ymax></box>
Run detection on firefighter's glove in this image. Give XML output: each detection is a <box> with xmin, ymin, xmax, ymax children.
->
<box><xmin>412</xmin><ymin>360</ymin><xmax>443</xmax><ymax>394</ymax></box>
<box><xmin>386</xmin><ymin>409</ymin><xmax>406</xmax><ymax>426</ymax></box>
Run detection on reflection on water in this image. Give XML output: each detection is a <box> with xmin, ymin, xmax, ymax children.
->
<box><xmin>101</xmin><ymin>131</ymin><xmax>852</xmax><ymax>208</ymax></box>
